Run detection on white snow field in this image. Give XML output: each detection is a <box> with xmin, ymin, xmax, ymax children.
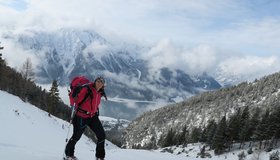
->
<box><xmin>0</xmin><ymin>90</ymin><xmax>187</xmax><ymax>160</ymax></box>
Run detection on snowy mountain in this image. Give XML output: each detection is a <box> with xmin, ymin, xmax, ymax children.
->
<box><xmin>214</xmin><ymin>67</ymin><xmax>261</xmax><ymax>87</ymax></box>
<box><xmin>3</xmin><ymin>28</ymin><xmax>221</xmax><ymax>120</ymax></box>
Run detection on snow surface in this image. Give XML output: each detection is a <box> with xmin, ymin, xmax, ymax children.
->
<box><xmin>1</xmin><ymin>90</ymin><xmax>279</xmax><ymax>160</ymax></box>
<box><xmin>0</xmin><ymin>90</ymin><xmax>187</xmax><ymax>160</ymax></box>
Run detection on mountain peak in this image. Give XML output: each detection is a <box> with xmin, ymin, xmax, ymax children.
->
<box><xmin>4</xmin><ymin>28</ymin><xmax>221</xmax><ymax>120</ymax></box>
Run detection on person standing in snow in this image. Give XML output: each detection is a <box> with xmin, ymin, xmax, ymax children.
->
<box><xmin>65</xmin><ymin>77</ymin><xmax>107</xmax><ymax>160</ymax></box>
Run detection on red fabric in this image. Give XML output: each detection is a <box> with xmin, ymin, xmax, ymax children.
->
<box><xmin>71</xmin><ymin>76</ymin><xmax>90</xmax><ymax>87</ymax></box>
<box><xmin>69</xmin><ymin>76</ymin><xmax>90</xmax><ymax>107</ymax></box>
<box><xmin>72</xmin><ymin>83</ymin><xmax>102</xmax><ymax>118</ymax></box>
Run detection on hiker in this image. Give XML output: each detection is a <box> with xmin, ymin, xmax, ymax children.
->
<box><xmin>65</xmin><ymin>76</ymin><xmax>107</xmax><ymax>160</ymax></box>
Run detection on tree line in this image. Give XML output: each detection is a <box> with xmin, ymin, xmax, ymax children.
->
<box><xmin>157</xmin><ymin>105</ymin><xmax>280</xmax><ymax>155</ymax></box>
<box><xmin>0</xmin><ymin>44</ymin><xmax>70</xmax><ymax>121</ymax></box>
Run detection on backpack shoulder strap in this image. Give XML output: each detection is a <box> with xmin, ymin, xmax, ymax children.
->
<box><xmin>77</xmin><ymin>85</ymin><xmax>93</xmax><ymax>107</ymax></box>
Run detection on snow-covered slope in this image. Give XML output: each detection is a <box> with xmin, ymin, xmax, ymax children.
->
<box><xmin>0</xmin><ymin>90</ymin><xmax>190</xmax><ymax>160</ymax></box>
<box><xmin>0</xmin><ymin>90</ymin><xmax>114</xmax><ymax>159</ymax></box>
<box><xmin>123</xmin><ymin>71</ymin><xmax>280</xmax><ymax>153</ymax></box>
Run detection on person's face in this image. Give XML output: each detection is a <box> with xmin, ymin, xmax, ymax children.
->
<box><xmin>95</xmin><ymin>80</ymin><xmax>104</xmax><ymax>91</ymax></box>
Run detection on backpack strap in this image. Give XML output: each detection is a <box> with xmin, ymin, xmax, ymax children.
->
<box><xmin>77</xmin><ymin>85</ymin><xmax>93</xmax><ymax>107</ymax></box>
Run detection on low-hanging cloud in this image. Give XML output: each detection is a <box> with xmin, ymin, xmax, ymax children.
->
<box><xmin>1</xmin><ymin>39</ymin><xmax>40</xmax><ymax>70</ymax></box>
<box><xmin>140</xmin><ymin>38</ymin><xmax>280</xmax><ymax>84</ymax></box>
<box><xmin>141</xmin><ymin>39</ymin><xmax>231</xmax><ymax>75</ymax></box>
<box><xmin>83</xmin><ymin>41</ymin><xmax>110</xmax><ymax>62</ymax></box>
<box><xmin>218</xmin><ymin>55</ymin><xmax>280</xmax><ymax>80</ymax></box>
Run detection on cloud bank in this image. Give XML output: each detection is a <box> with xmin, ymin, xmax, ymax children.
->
<box><xmin>1</xmin><ymin>0</ymin><xmax>280</xmax><ymax>84</ymax></box>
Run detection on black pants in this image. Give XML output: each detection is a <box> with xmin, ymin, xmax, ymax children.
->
<box><xmin>65</xmin><ymin>115</ymin><xmax>106</xmax><ymax>158</ymax></box>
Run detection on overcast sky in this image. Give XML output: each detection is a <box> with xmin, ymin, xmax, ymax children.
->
<box><xmin>1</xmin><ymin>0</ymin><xmax>280</xmax><ymax>82</ymax></box>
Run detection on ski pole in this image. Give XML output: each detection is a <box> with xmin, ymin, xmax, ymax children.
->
<box><xmin>63</xmin><ymin>102</ymin><xmax>77</xmax><ymax>158</ymax></box>
<box><xmin>66</xmin><ymin>103</ymin><xmax>76</xmax><ymax>141</ymax></box>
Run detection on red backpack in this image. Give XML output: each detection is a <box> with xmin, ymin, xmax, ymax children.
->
<box><xmin>69</xmin><ymin>76</ymin><xmax>92</xmax><ymax>107</ymax></box>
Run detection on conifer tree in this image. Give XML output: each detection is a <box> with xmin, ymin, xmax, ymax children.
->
<box><xmin>48</xmin><ymin>80</ymin><xmax>60</xmax><ymax>114</ymax></box>
<box><xmin>206</xmin><ymin>119</ymin><xmax>217</xmax><ymax>149</ymax></box>
<box><xmin>254</xmin><ymin>109</ymin><xmax>270</xmax><ymax>149</ymax></box>
<box><xmin>239</xmin><ymin>106</ymin><xmax>250</xmax><ymax>149</ymax></box>
<box><xmin>274</xmin><ymin>107</ymin><xmax>280</xmax><ymax>140</ymax></box>
<box><xmin>227</xmin><ymin>108</ymin><xmax>241</xmax><ymax>150</ymax></box>
<box><xmin>275</xmin><ymin>106</ymin><xmax>280</xmax><ymax>146</ymax></box>
<box><xmin>268</xmin><ymin>107</ymin><xmax>280</xmax><ymax>147</ymax></box>
<box><xmin>240</xmin><ymin>106</ymin><xmax>250</xmax><ymax>129</ymax></box>
<box><xmin>177</xmin><ymin>125</ymin><xmax>187</xmax><ymax>145</ymax></box>
<box><xmin>249</xmin><ymin>107</ymin><xmax>261</xmax><ymax>144</ymax></box>
<box><xmin>213</xmin><ymin>116</ymin><xmax>227</xmax><ymax>155</ymax></box>
<box><xmin>190</xmin><ymin>127</ymin><xmax>202</xmax><ymax>143</ymax></box>
<box><xmin>200</xmin><ymin>127</ymin><xmax>208</xmax><ymax>143</ymax></box>
<box><xmin>239</xmin><ymin>121</ymin><xmax>250</xmax><ymax>149</ymax></box>
<box><xmin>268</xmin><ymin>109</ymin><xmax>278</xmax><ymax>138</ymax></box>
<box><xmin>0</xmin><ymin>42</ymin><xmax>4</xmax><ymax>83</ymax></box>
<box><xmin>162</xmin><ymin>128</ymin><xmax>174</xmax><ymax>147</ymax></box>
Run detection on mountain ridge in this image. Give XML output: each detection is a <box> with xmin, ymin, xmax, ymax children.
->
<box><xmin>122</xmin><ymin>71</ymin><xmax>280</xmax><ymax>149</ymax></box>
<box><xmin>3</xmin><ymin>28</ymin><xmax>222</xmax><ymax>120</ymax></box>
